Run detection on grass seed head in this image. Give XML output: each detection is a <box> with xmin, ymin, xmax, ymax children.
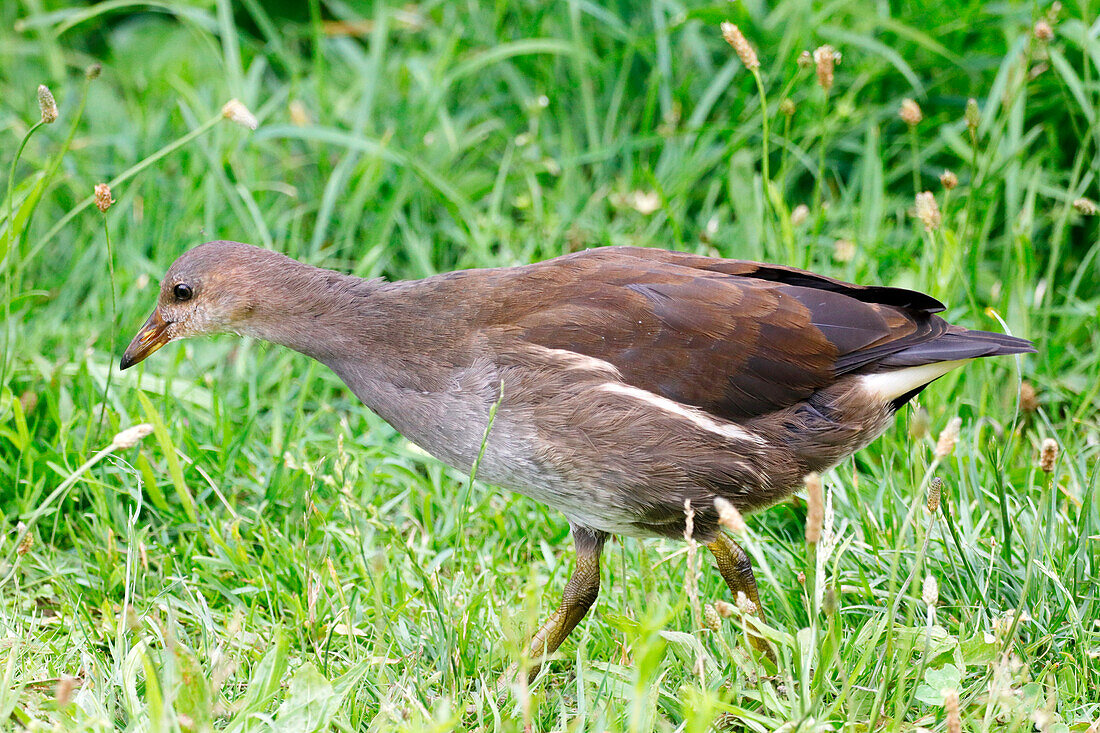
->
<box><xmin>922</xmin><ymin>574</ymin><xmax>939</xmax><ymax>607</ymax></box>
<box><xmin>779</xmin><ymin>98</ymin><xmax>796</xmax><ymax>117</ymax></box>
<box><xmin>940</xmin><ymin>170</ymin><xmax>958</xmax><ymax>190</ymax></box>
<box><xmin>720</xmin><ymin>22</ymin><xmax>760</xmax><ymax>71</ymax></box>
<box><xmin>1020</xmin><ymin>381</ymin><xmax>1039</xmax><ymax>412</ymax></box>
<box><xmin>16</xmin><ymin>522</ymin><xmax>33</xmax><ymax>556</ymax></box>
<box><xmin>1033</xmin><ymin>20</ymin><xmax>1054</xmax><ymax>41</ymax></box>
<box><xmin>797</xmin><ymin>50</ymin><xmax>813</xmax><ymax>69</ymax></box>
<box><xmin>909</xmin><ymin>406</ymin><xmax>931</xmax><ymax>439</ymax></box>
<box><xmin>37</xmin><ymin>84</ymin><xmax>58</xmax><ymax>123</ymax></box>
<box><xmin>289</xmin><ymin>100</ymin><xmax>311</xmax><ymax>126</ymax></box>
<box><xmin>965</xmin><ymin>98</ymin><xmax>980</xmax><ymax>133</ymax></box>
<box><xmin>111</xmin><ymin>423</ymin><xmax>154</xmax><ymax>450</ymax></box>
<box><xmin>735</xmin><ymin>590</ymin><xmax>756</xmax><ymax>615</ymax></box>
<box><xmin>1039</xmin><ymin>438</ymin><xmax>1058</xmax><ymax>472</ymax></box>
<box><xmin>900</xmin><ymin>98</ymin><xmax>923</xmax><ymax>126</ymax></box>
<box><xmin>85</xmin><ymin>63</ymin><xmax>102</xmax><ymax>80</ymax></box>
<box><xmin>1073</xmin><ymin>197</ymin><xmax>1097</xmax><ymax>216</ymax></box>
<box><xmin>703</xmin><ymin>603</ymin><xmax>721</xmax><ymax>631</ymax></box>
<box><xmin>915</xmin><ymin>191</ymin><xmax>942</xmax><ymax>232</ymax></box>
<box><xmin>804</xmin><ymin>472</ymin><xmax>823</xmax><ymax>544</ymax></box>
<box><xmin>222</xmin><ymin>98</ymin><xmax>258</xmax><ymax>130</ymax></box>
<box><xmin>833</xmin><ymin>239</ymin><xmax>855</xmax><ymax>262</ymax></box>
<box><xmin>714</xmin><ymin>600</ymin><xmax>735</xmax><ymax>618</ymax></box>
<box><xmin>927</xmin><ymin>477</ymin><xmax>943</xmax><ymax>513</ymax></box>
<box><xmin>791</xmin><ymin>203</ymin><xmax>810</xmax><ymax>226</ymax></box>
<box><xmin>55</xmin><ymin>675</ymin><xmax>76</xmax><ymax>708</ymax></box>
<box><xmin>935</xmin><ymin>417</ymin><xmax>962</xmax><ymax>458</ymax></box>
<box><xmin>943</xmin><ymin>688</ymin><xmax>962</xmax><ymax>733</ymax></box>
<box><xmin>714</xmin><ymin>496</ymin><xmax>747</xmax><ymax>533</ymax></box>
<box><xmin>94</xmin><ymin>183</ymin><xmax>114</xmax><ymax>213</ymax></box>
<box><xmin>813</xmin><ymin>45</ymin><xmax>836</xmax><ymax>92</ymax></box>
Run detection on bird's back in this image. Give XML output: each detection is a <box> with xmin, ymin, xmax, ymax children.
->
<box><xmin>354</xmin><ymin>246</ymin><xmax>1034</xmax><ymax>538</ymax></box>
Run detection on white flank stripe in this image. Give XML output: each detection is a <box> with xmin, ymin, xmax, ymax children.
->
<box><xmin>529</xmin><ymin>345</ymin><xmax>623</xmax><ymax>378</ymax></box>
<box><xmin>860</xmin><ymin>359</ymin><xmax>973</xmax><ymax>402</ymax></box>
<box><xmin>596</xmin><ymin>382</ymin><xmax>764</xmax><ymax>445</ymax></box>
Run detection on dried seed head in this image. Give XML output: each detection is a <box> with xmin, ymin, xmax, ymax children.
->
<box><xmin>288</xmin><ymin>100</ymin><xmax>311</xmax><ymax>126</ymax></box>
<box><xmin>822</xmin><ymin>584</ymin><xmax>838</xmax><ymax>615</ymax></box>
<box><xmin>1020</xmin><ymin>381</ymin><xmax>1039</xmax><ymax>413</ymax></box>
<box><xmin>629</xmin><ymin>190</ymin><xmax>660</xmax><ymax>215</ymax></box>
<box><xmin>703</xmin><ymin>603</ymin><xmax>721</xmax><ymax>632</ymax></box>
<box><xmin>922</xmin><ymin>575</ymin><xmax>939</xmax><ymax>607</ymax></box>
<box><xmin>1039</xmin><ymin>438</ymin><xmax>1058</xmax><ymax>472</ymax></box>
<box><xmin>1033</xmin><ymin>20</ymin><xmax>1054</xmax><ymax>41</ymax></box>
<box><xmin>720</xmin><ymin>22</ymin><xmax>760</xmax><ymax>71</ymax></box>
<box><xmin>796</xmin><ymin>570</ymin><xmax>806</xmax><ymax>584</ymax></box>
<box><xmin>915</xmin><ymin>191</ymin><xmax>942</xmax><ymax>232</ymax></box>
<box><xmin>111</xmin><ymin>423</ymin><xmax>154</xmax><ymax>450</ymax></box>
<box><xmin>122</xmin><ymin>603</ymin><xmax>140</xmax><ymax>631</ymax></box>
<box><xmin>797</xmin><ymin>50</ymin><xmax>813</xmax><ymax>69</ymax></box>
<box><xmin>714</xmin><ymin>496</ymin><xmax>747</xmax><ymax>533</ymax></box>
<box><xmin>940</xmin><ymin>170</ymin><xmax>958</xmax><ymax>190</ymax></box>
<box><xmin>16</xmin><ymin>522</ymin><xmax>33</xmax><ymax>557</ymax></box>
<box><xmin>714</xmin><ymin>600</ymin><xmax>735</xmax><ymax>618</ymax></box>
<box><xmin>790</xmin><ymin>203</ymin><xmax>810</xmax><ymax>226</ymax></box>
<box><xmin>779</xmin><ymin>98</ymin><xmax>796</xmax><ymax>117</ymax></box>
<box><xmin>19</xmin><ymin>390</ymin><xmax>37</xmax><ymax>414</ymax></box>
<box><xmin>899</xmin><ymin>98</ymin><xmax>923</xmax><ymax>126</ymax></box>
<box><xmin>37</xmin><ymin>84</ymin><xmax>58</xmax><ymax>124</ymax></box>
<box><xmin>735</xmin><ymin>590</ymin><xmax>757</xmax><ymax>615</ymax></box>
<box><xmin>935</xmin><ymin>417</ymin><xmax>962</xmax><ymax>459</ymax></box>
<box><xmin>94</xmin><ymin>183</ymin><xmax>114</xmax><ymax>213</ymax></box>
<box><xmin>804</xmin><ymin>472</ymin><xmax>823</xmax><ymax>544</ymax></box>
<box><xmin>965</xmin><ymin>98</ymin><xmax>980</xmax><ymax>133</ymax></box>
<box><xmin>833</xmin><ymin>238</ymin><xmax>855</xmax><ymax>262</ymax></box>
<box><xmin>943</xmin><ymin>688</ymin><xmax>962</xmax><ymax>733</ymax></box>
<box><xmin>221</xmin><ymin>98</ymin><xmax>258</xmax><ymax>130</ymax></box>
<box><xmin>910</xmin><ymin>406</ymin><xmax>931</xmax><ymax>439</ymax></box>
<box><xmin>927</xmin><ymin>477</ymin><xmax>943</xmax><ymax>513</ymax></box>
<box><xmin>813</xmin><ymin>45</ymin><xmax>836</xmax><ymax>92</ymax></box>
<box><xmin>1073</xmin><ymin>197</ymin><xmax>1098</xmax><ymax>216</ymax></box>
<box><xmin>55</xmin><ymin>675</ymin><xmax>76</xmax><ymax>708</ymax></box>
<box><xmin>85</xmin><ymin>63</ymin><xmax>102</xmax><ymax>80</ymax></box>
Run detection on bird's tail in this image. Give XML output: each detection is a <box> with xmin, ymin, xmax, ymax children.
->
<box><xmin>861</xmin><ymin>327</ymin><xmax>1034</xmax><ymax>408</ymax></box>
<box><xmin>878</xmin><ymin>327</ymin><xmax>1036</xmax><ymax>368</ymax></box>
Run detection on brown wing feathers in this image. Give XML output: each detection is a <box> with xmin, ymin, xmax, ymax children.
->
<box><xmin>509</xmin><ymin>246</ymin><xmax>1032</xmax><ymax>420</ymax></box>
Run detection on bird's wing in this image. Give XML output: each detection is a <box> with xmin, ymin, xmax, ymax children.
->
<box><xmin>506</xmin><ymin>246</ymin><xmax>952</xmax><ymax>420</ymax></box>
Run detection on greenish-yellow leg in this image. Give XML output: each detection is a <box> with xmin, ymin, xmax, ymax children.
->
<box><xmin>707</xmin><ymin>532</ymin><xmax>774</xmax><ymax>659</ymax></box>
<box><xmin>498</xmin><ymin>525</ymin><xmax>607</xmax><ymax>689</ymax></box>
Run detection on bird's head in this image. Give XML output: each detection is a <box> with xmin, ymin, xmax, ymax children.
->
<box><xmin>120</xmin><ymin>240</ymin><xmax>290</xmax><ymax>369</ymax></box>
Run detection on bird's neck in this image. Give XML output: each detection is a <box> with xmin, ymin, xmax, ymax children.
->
<box><xmin>235</xmin><ymin>261</ymin><xmax>390</xmax><ymax>365</ymax></box>
<box><xmin>238</xmin><ymin>262</ymin><xmax>490</xmax><ymax>455</ymax></box>
<box><xmin>237</xmin><ymin>261</ymin><xmax>460</xmax><ymax>393</ymax></box>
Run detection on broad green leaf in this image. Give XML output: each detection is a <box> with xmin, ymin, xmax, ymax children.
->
<box><xmin>272</xmin><ymin>663</ymin><xmax>338</xmax><ymax>733</ymax></box>
<box><xmin>173</xmin><ymin>642</ymin><xmax>213</xmax><ymax>733</ymax></box>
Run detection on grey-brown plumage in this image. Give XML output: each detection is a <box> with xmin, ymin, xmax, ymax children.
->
<box><xmin>122</xmin><ymin>241</ymin><xmax>1034</xmax><ymax>678</ymax></box>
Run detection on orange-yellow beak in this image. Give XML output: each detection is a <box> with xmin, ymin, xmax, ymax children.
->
<box><xmin>120</xmin><ymin>309</ymin><xmax>171</xmax><ymax>370</ymax></box>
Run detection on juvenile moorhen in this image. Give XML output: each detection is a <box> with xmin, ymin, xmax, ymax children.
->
<box><xmin>121</xmin><ymin>242</ymin><xmax>1033</xmax><ymax>676</ymax></box>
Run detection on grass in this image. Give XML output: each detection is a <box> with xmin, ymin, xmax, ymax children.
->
<box><xmin>1</xmin><ymin>0</ymin><xmax>1098</xmax><ymax>730</ymax></box>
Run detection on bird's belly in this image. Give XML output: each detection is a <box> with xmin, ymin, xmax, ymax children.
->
<box><xmin>343</xmin><ymin>363</ymin><xmax>897</xmax><ymax>539</ymax></box>
<box><xmin>399</xmin><ymin>409</ymin><xmax>649</xmax><ymax>536</ymax></box>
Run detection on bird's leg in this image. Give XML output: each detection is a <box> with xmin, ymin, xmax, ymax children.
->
<box><xmin>706</xmin><ymin>532</ymin><xmax>774</xmax><ymax>659</ymax></box>
<box><xmin>499</xmin><ymin>525</ymin><xmax>607</xmax><ymax>689</ymax></box>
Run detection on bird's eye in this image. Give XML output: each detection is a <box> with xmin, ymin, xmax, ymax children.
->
<box><xmin>173</xmin><ymin>283</ymin><xmax>193</xmax><ymax>301</ymax></box>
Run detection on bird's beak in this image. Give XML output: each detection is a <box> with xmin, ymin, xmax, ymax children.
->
<box><xmin>120</xmin><ymin>309</ymin><xmax>171</xmax><ymax>370</ymax></box>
